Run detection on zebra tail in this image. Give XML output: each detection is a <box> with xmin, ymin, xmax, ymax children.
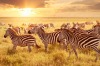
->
<box><xmin>35</xmin><ymin>44</ymin><xmax>41</xmax><ymax>48</ymax></box>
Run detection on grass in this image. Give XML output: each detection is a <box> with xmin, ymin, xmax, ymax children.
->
<box><xmin>0</xmin><ymin>21</ymin><xmax>100</xmax><ymax>66</ymax></box>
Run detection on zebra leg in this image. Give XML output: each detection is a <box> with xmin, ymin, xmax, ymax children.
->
<box><xmin>93</xmin><ymin>47</ymin><xmax>100</xmax><ymax>62</ymax></box>
<box><xmin>44</xmin><ymin>43</ymin><xmax>48</xmax><ymax>52</ymax></box>
<box><xmin>12</xmin><ymin>45</ymin><xmax>17</xmax><ymax>51</ymax></box>
<box><xmin>95</xmin><ymin>53</ymin><xmax>99</xmax><ymax>62</ymax></box>
<box><xmin>36</xmin><ymin>44</ymin><xmax>41</xmax><ymax>48</ymax></box>
<box><xmin>34</xmin><ymin>41</ymin><xmax>41</xmax><ymax>48</ymax></box>
<box><xmin>28</xmin><ymin>45</ymin><xmax>32</xmax><ymax>52</ymax></box>
<box><xmin>68</xmin><ymin>50</ymin><xmax>72</xmax><ymax>58</ymax></box>
<box><xmin>62</xmin><ymin>39</ymin><xmax>68</xmax><ymax>51</ymax></box>
<box><xmin>71</xmin><ymin>45</ymin><xmax>78</xmax><ymax>58</ymax></box>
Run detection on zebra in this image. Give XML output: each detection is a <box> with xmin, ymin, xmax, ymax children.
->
<box><xmin>56</xmin><ymin>29</ymin><xmax>100</xmax><ymax>62</ymax></box>
<box><xmin>70</xmin><ymin>27</ymin><xmax>88</xmax><ymax>36</ymax></box>
<box><xmin>8</xmin><ymin>24</ymin><xmax>13</xmax><ymax>27</ymax></box>
<box><xmin>49</xmin><ymin>23</ymin><xmax>54</xmax><ymax>28</ymax></box>
<box><xmin>4</xmin><ymin>28</ymin><xmax>40</xmax><ymax>52</ymax></box>
<box><xmin>61</xmin><ymin>23</ymin><xmax>71</xmax><ymax>29</ymax></box>
<box><xmin>70</xmin><ymin>23</ymin><xmax>88</xmax><ymax>35</ymax></box>
<box><xmin>71</xmin><ymin>22</ymin><xmax>100</xmax><ymax>37</ymax></box>
<box><xmin>93</xmin><ymin>25</ymin><xmax>100</xmax><ymax>35</ymax></box>
<box><xmin>85</xmin><ymin>21</ymin><xmax>93</xmax><ymax>25</ymax></box>
<box><xmin>0</xmin><ymin>22</ymin><xmax>5</xmax><ymax>26</ymax></box>
<box><xmin>72</xmin><ymin>22</ymin><xmax>85</xmax><ymax>29</ymax></box>
<box><xmin>28</xmin><ymin>26</ymin><xmax>65</xmax><ymax>52</ymax></box>
<box><xmin>85</xmin><ymin>25</ymin><xmax>100</xmax><ymax>39</ymax></box>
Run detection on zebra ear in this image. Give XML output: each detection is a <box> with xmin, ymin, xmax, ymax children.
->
<box><xmin>6</xmin><ymin>25</ymin><xmax>11</xmax><ymax>28</ymax></box>
<box><xmin>8</xmin><ymin>27</ymin><xmax>10</xmax><ymax>29</ymax></box>
<box><xmin>37</xmin><ymin>26</ymin><xmax>42</xmax><ymax>29</ymax></box>
<box><xmin>37</xmin><ymin>25</ymin><xmax>41</xmax><ymax>28</ymax></box>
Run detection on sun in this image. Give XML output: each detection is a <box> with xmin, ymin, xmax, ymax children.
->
<box><xmin>20</xmin><ymin>8</ymin><xmax>36</xmax><ymax>17</ymax></box>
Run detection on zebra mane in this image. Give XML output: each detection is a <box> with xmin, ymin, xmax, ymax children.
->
<box><xmin>8</xmin><ymin>28</ymin><xmax>18</xmax><ymax>35</ymax></box>
<box><xmin>36</xmin><ymin>27</ymin><xmax>47</xmax><ymax>39</ymax></box>
<box><xmin>37</xmin><ymin>27</ymin><xmax>45</xmax><ymax>33</ymax></box>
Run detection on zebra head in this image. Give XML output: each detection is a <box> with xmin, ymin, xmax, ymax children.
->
<box><xmin>4</xmin><ymin>28</ymin><xmax>17</xmax><ymax>38</ymax></box>
<box><xmin>28</xmin><ymin>26</ymin><xmax>44</xmax><ymax>35</ymax></box>
<box><xmin>4</xmin><ymin>28</ymin><xmax>11</xmax><ymax>38</ymax></box>
<box><xmin>28</xmin><ymin>26</ymin><xmax>38</xmax><ymax>34</ymax></box>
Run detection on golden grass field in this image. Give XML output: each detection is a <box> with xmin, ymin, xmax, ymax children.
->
<box><xmin>0</xmin><ymin>17</ymin><xmax>100</xmax><ymax>66</ymax></box>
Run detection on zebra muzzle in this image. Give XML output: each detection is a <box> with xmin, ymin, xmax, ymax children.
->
<box><xmin>4</xmin><ymin>35</ymin><xmax>7</xmax><ymax>38</ymax></box>
<box><xmin>28</xmin><ymin>30</ymin><xmax>31</xmax><ymax>34</ymax></box>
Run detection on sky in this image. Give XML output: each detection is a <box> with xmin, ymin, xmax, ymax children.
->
<box><xmin>0</xmin><ymin>0</ymin><xmax>100</xmax><ymax>17</ymax></box>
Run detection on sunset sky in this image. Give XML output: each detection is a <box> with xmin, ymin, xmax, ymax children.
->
<box><xmin>0</xmin><ymin>0</ymin><xmax>100</xmax><ymax>17</ymax></box>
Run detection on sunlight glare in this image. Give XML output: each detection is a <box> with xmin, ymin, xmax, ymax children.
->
<box><xmin>20</xmin><ymin>8</ymin><xmax>36</xmax><ymax>17</ymax></box>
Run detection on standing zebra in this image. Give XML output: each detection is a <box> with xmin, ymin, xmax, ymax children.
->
<box><xmin>71</xmin><ymin>23</ymin><xmax>88</xmax><ymax>35</ymax></box>
<box><xmin>61</xmin><ymin>23</ymin><xmax>71</xmax><ymax>29</ymax></box>
<box><xmin>4</xmin><ymin>28</ymin><xmax>40</xmax><ymax>52</ymax></box>
<box><xmin>93</xmin><ymin>25</ymin><xmax>100</xmax><ymax>35</ymax></box>
<box><xmin>28</xmin><ymin>26</ymin><xmax>65</xmax><ymax>52</ymax></box>
<box><xmin>56</xmin><ymin>29</ymin><xmax>100</xmax><ymax>62</ymax></box>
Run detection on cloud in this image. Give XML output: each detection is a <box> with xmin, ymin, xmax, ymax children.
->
<box><xmin>71</xmin><ymin>0</ymin><xmax>100</xmax><ymax>11</ymax></box>
<box><xmin>0</xmin><ymin>0</ymin><xmax>45</xmax><ymax>8</ymax></box>
<box><xmin>89</xmin><ymin>3</ymin><xmax>100</xmax><ymax>10</ymax></box>
<box><xmin>71</xmin><ymin>0</ymin><xmax>98</xmax><ymax>5</ymax></box>
<box><xmin>56</xmin><ymin>0</ymin><xmax>100</xmax><ymax>12</ymax></box>
<box><xmin>56</xmin><ymin>5</ymin><xmax>90</xmax><ymax>13</ymax></box>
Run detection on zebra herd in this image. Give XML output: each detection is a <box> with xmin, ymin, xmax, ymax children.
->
<box><xmin>3</xmin><ymin>21</ymin><xmax>100</xmax><ymax>62</ymax></box>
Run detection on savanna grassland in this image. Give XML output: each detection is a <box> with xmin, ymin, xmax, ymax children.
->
<box><xmin>0</xmin><ymin>17</ymin><xmax>100</xmax><ymax>66</ymax></box>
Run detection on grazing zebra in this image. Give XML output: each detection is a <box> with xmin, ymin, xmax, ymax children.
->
<box><xmin>70</xmin><ymin>28</ymin><xmax>88</xmax><ymax>36</ymax></box>
<box><xmin>43</xmin><ymin>24</ymin><xmax>49</xmax><ymax>28</ymax></box>
<box><xmin>72</xmin><ymin>22</ymin><xmax>85</xmax><ymax>29</ymax></box>
<box><xmin>61</xmin><ymin>23</ymin><xmax>71</xmax><ymax>29</ymax></box>
<box><xmin>77</xmin><ymin>23</ymin><xmax>85</xmax><ymax>29</ymax></box>
<box><xmin>86</xmin><ymin>29</ymin><xmax>94</xmax><ymax>34</ymax></box>
<box><xmin>0</xmin><ymin>22</ymin><xmax>5</xmax><ymax>26</ymax></box>
<box><xmin>96</xmin><ymin>20</ymin><xmax>100</xmax><ymax>25</ymax></box>
<box><xmin>71</xmin><ymin>22</ymin><xmax>100</xmax><ymax>36</ymax></box>
<box><xmin>71</xmin><ymin>23</ymin><xmax>88</xmax><ymax>35</ymax></box>
<box><xmin>8</xmin><ymin>24</ymin><xmax>13</xmax><ymax>27</ymax></box>
<box><xmin>85</xmin><ymin>21</ymin><xmax>93</xmax><ymax>25</ymax></box>
<box><xmin>4</xmin><ymin>28</ymin><xmax>40</xmax><ymax>52</ymax></box>
<box><xmin>28</xmin><ymin>26</ymin><xmax>65</xmax><ymax>52</ymax></box>
<box><xmin>85</xmin><ymin>25</ymin><xmax>100</xmax><ymax>38</ymax></box>
<box><xmin>49</xmin><ymin>23</ymin><xmax>54</xmax><ymax>28</ymax></box>
<box><xmin>56</xmin><ymin>29</ymin><xmax>100</xmax><ymax>62</ymax></box>
<box><xmin>93</xmin><ymin>25</ymin><xmax>100</xmax><ymax>35</ymax></box>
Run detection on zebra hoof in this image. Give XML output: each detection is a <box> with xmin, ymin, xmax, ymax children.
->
<box><xmin>94</xmin><ymin>59</ymin><xmax>97</xmax><ymax>62</ymax></box>
<box><xmin>28</xmin><ymin>50</ymin><xmax>32</xmax><ymax>52</ymax></box>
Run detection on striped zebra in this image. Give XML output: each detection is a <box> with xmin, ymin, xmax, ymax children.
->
<box><xmin>61</xmin><ymin>23</ymin><xmax>71</xmax><ymax>29</ymax></box>
<box><xmin>71</xmin><ymin>23</ymin><xmax>100</xmax><ymax>37</ymax></box>
<box><xmin>4</xmin><ymin>28</ymin><xmax>40</xmax><ymax>52</ymax></box>
<box><xmin>70</xmin><ymin>28</ymin><xmax>88</xmax><ymax>36</ymax></box>
<box><xmin>56</xmin><ymin>29</ymin><xmax>100</xmax><ymax>62</ymax></box>
<box><xmin>49</xmin><ymin>23</ymin><xmax>54</xmax><ymax>28</ymax></box>
<box><xmin>70</xmin><ymin>23</ymin><xmax>88</xmax><ymax>35</ymax></box>
<box><xmin>28</xmin><ymin>26</ymin><xmax>65</xmax><ymax>52</ymax></box>
<box><xmin>93</xmin><ymin>25</ymin><xmax>100</xmax><ymax>35</ymax></box>
<box><xmin>85</xmin><ymin>25</ymin><xmax>100</xmax><ymax>39</ymax></box>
